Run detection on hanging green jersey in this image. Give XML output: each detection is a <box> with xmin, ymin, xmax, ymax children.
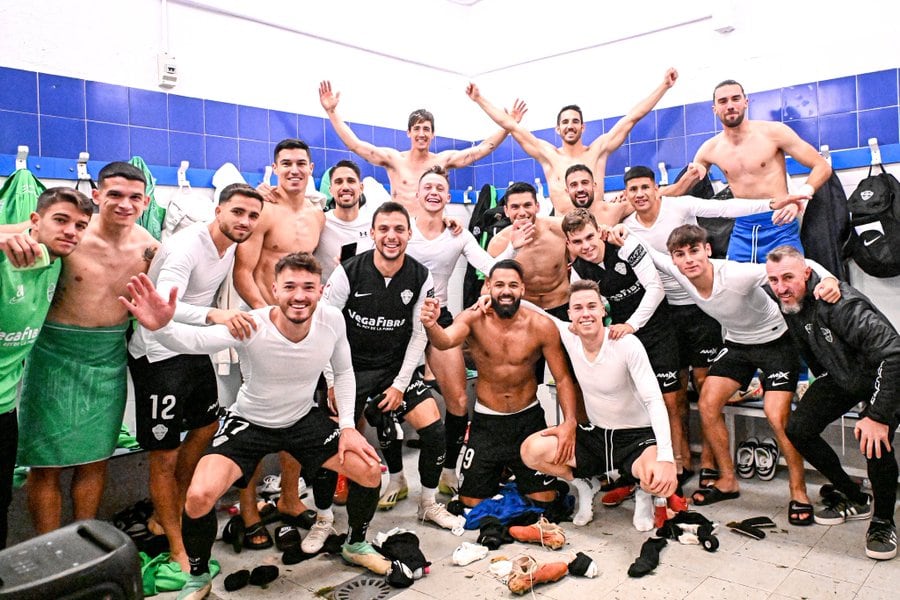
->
<box><xmin>0</xmin><ymin>253</ymin><xmax>61</xmax><ymax>414</ymax></box>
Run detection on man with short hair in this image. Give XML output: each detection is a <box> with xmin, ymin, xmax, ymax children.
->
<box><xmin>621</xmin><ymin>165</ymin><xmax>800</xmax><ymax>484</ymax></box>
<box><xmin>233</xmin><ymin>138</ymin><xmax>324</xmax><ymax>533</ymax></box>
<box><xmin>127</xmin><ymin>183</ymin><xmax>263</xmax><ymax>569</ymax></box>
<box><xmin>646</xmin><ymin>224</ymin><xmax>837</xmax><ymax>523</ymax></box>
<box><xmin>766</xmin><ymin>245</ymin><xmax>898</xmax><ymax>560</ymax></box>
<box><xmin>119</xmin><ymin>253</ymin><xmax>388</xmax><ymax>598</ymax></box>
<box><xmin>318</xmin><ymin>81</ymin><xmax>525</xmax><ymax>215</ymax></box>
<box><xmin>0</xmin><ymin>187</ymin><xmax>92</xmax><ymax>548</ymax></box>
<box><xmin>519</xmin><ymin>279</ymin><xmax>678</xmax><ymax>530</ymax></box>
<box><xmin>693</xmin><ymin>79</ymin><xmax>833</xmax><ymax>262</ymax></box>
<box><xmin>321</xmin><ymin>201</ymin><xmax>463</xmax><ymax>539</ymax></box>
<box><xmin>420</xmin><ymin>260</ymin><xmax>578</xmax><ymax>510</ymax></box>
<box><xmin>466</xmin><ymin>69</ymin><xmax>678</xmax><ymax>217</ymax></box>
<box><xmin>17</xmin><ymin>162</ymin><xmax>158</xmax><ymax>533</ymax></box>
<box><xmin>314</xmin><ymin>160</ymin><xmax>374</xmax><ymax>283</ymax></box>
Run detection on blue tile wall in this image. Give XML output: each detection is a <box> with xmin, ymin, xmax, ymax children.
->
<box><xmin>1</xmin><ymin>66</ymin><xmax>897</xmax><ymax>196</ymax></box>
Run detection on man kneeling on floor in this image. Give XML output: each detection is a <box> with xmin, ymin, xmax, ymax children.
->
<box><xmin>519</xmin><ymin>279</ymin><xmax>679</xmax><ymax>530</ymax></box>
<box><xmin>119</xmin><ymin>253</ymin><xmax>387</xmax><ymax>600</ymax></box>
<box><xmin>420</xmin><ymin>260</ymin><xmax>578</xmax><ymax>532</ymax></box>
<box><xmin>766</xmin><ymin>245</ymin><xmax>898</xmax><ymax>560</ymax></box>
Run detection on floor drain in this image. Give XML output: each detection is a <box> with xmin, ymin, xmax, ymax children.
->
<box><xmin>332</xmin><ymin>574</ymin><xmax>396</xmax><ymax>600</ymax></box>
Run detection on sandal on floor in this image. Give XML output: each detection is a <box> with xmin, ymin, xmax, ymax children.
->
<box><xmin>698</xmin><ymin>468</ymin><xmax>720</xmax><ymax>488</ymax></box>
<box><xmin>274</xmin><ymin>525</ymin><xmax>302</xmax><ymax>552</ymax></box>
<box><xmin>692</xmin><ymin>485</ymin><xmax>740</xmax><ymax>506</ymax></box>
<box><xmin>788</xmin><ymin>500</ymin><xmax>814</xmax><ymax>526</ymax></box>
<box><xmin>677</xmin><ymin>468</ymin><xmax>695</xmax><ymax>486</ymax></box>
<box><xmin>755</xmin><ymin>437</ymin><xmax>779</xmax><ymax>481</ymax></box>
<box><xmin>222</xmin><ymin>515</ymin><xmax>245</xmax><ymax>554</ymax></box>
<box><xmin>736</xmin><ymin>437</ymin><xmax>758</xmax><ymax>479</ymax></box>
<box><xmin>244</xmin><ymin>521</ymin><xmax>274</xmax><ymax>550</ymax></box>
<box><xmin>281</xmin><ymin>509</ymin><xmax>317</xmax><ymax>529</ymax></box>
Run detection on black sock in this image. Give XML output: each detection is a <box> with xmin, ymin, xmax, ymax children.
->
<box><xmin>627</xmin><ymin>537</ymin><xmax>667</xmax><ymax>578</ymax></box>
<box><xmin>443</xmin><ymin>413</ymin><xmax>468</xmax><ymax>471</ymax></box>
<box><xmin>313</xmin><ymin>468</ymin><xmax>338</xmax><ymax>510</ymax></box>
<box><xmin>867</xmin><ymin>442</ymin><xmax>899</xmax><ymax>521</ymax></box>
<box><xmin>182</xmin><ymin>509</ymin><xmax>217</xmax><ymax>576</ymax></box>
<box><xmin>417</xmin><ymin>420</ymin><xmax>445</xmax><ymax>489</ymax></box>
<box><xmin>346</xmin><ymin>482</ymin><xmax>379</xmax><ymax>544</ymax></box>
<box><xmin>383</xmin><ymin>437</ymin><xmax>404</xmax><ymax>476</ymax></box>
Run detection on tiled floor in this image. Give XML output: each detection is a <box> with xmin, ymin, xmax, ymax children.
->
<box><xmin>154</xmin><ymin>448</ymin><xmax>897</xmax><ymax>600</ymax></box>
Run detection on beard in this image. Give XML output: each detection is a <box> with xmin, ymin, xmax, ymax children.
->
<box><xmin>491</xmin><ymin>296</ymin><xmax>521</xmax><ymax>319</ymax></box>
<box><xmin>721</xmin><ymin>111</ymin><xmax>746</xmax><ymax>128</ymax></box>
<box><xmin>572</xmin><ymin>195</ymin><xmax>594</xmax><ymax>209</ymax></box>
<box><xmin>779</xmin><ymin>297</ymin><xmax>804</xmax><ymax>314</ymax></box>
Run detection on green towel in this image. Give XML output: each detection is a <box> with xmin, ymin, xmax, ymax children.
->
<box><xmin>128</xmin><ymin>157</ymin><xmax>165</xmax><ymax>241</ymax></box>
<box><xmin>117</xmin><ymin>423</ymin><xmax>141</xmax><ymax>450</ymax></box>
<box><xmin>140</xmin><ymin>551</ymin><xmax>220</xmax><ymax>596</ymax></box>
<box><xmin>0</xmin><ymin>169</ymin><xmax>46</xmax><ymax>225</ymax></box>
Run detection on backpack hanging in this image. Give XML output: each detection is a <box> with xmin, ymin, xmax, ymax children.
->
<box><xmin>843</xmin><ymin>163</ymin><xmax>900</xmax><ymax>278</ymax></box>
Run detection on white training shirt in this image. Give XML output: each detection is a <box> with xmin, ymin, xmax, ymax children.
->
<box><xmin>152</xmin><ymin>304</ymin><xmax>357</xmax><ymax>430</ymax></box>
<box><xmin>314</xmin><ymin>209</ymin><xmax>374</xmax><ymax>283</ymax></box>
<box><xmin>129</xmin><ymin>222</ymin><xmax>235</xmax><ymax>362</ymax></box>
<box><xmin>323</xmin><ymin>264</ymin><xmax>433</xmax><ymax>393</ymax></box>
<box><xmin>625</xmin><ymin>196</ymin><xmax>772</xmax><ymax>305</ymax></box>
<box><xmin>569</xmin><ymin>234</ymin><xmax>665</xmax><ymax>333</ymax></box>
<box><xmin>406</xmin><ymin>221</ymin><xmax>515</xmax><ymax>307</ymax></box>
<box><xmin>539</xmin><ymin>308</ymin><xmax>673</xmax><ymax>463</ymax></box>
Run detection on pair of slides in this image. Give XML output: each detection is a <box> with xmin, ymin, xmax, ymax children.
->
<box><xmin>736</xmin><ymin>436</ymin><xmax>779</xmax><ymax>481</ymax></box>
<box><xmin>727</xmin><ymin>516</ymin><xmax>777</xmax><ymax>540</ymax></box>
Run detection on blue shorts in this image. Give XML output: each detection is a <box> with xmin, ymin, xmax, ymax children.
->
<box><xmin>727</xmin><ymin>212</ymin><xmax>802</xmax><ymax>263</ymax></box>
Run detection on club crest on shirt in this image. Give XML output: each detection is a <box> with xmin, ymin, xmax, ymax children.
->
<box><xmin>614</xmin><ymin>262</ymin><xmax>627</xmax><ymax>275</ymax></box>
<box><xmin>152</xmin><ymin>424</ymin><xmax>168</xmax><ymax>441</ymax></box>
<box><xmin>819</xmin><ymin>327</ymin><xmax>834</xmax><ymax>343</ymax></box>
<box><xmin>47</xmin><ymin>282</ymin><xmax>56</xmax><ymax>303</ymax></box>
<box><xmin>400</xmin><ymin>289</ymin><xmax>414</xmax><ymax>305</ymax></box>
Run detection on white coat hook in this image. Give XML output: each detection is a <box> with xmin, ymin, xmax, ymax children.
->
<box><xmin>868</xmin><ymin>138</ymin><xmax>882</xmax><ymax>165</ymax></box>
<box><xmin>263</xmin><ymin>166</ymin><xmax>273</xmax><ymax>187</ymax></box>
<box><xmin>508</xmin><ymin>180</ymin><xmax>514</xmax><ymax>189</ymax></box>
<box><xmin>819</xmin><ymin>144</ymin><xmax>831</xmax><ymax>166</ymax></box>
<box><xmin>76</xmin><ymin>152</ymin><xmax>90</xmax><ymax>181</ymax></box>
<box><xmin>177</xmin><ymin>160</ymin><xmax>190</xmax><ymax>189</ymax></box>
<box><xmin>463</xmin><ymin>185</ymin><xmax>473</xmax><ymax>204</ymax></box>
<box><xmin>534</xmin><ymin>177</ymin><xmax>545</xmax><ymax>199</ymax></box>
<box><xmin>15</xmin><ymin>145</ymin><xmax>29</xmax><ymax>171</ymax></box>
<box><xmin>658</xmin><ymin>161</ymin><xmax>669</xmax><ymax>185</ymax></box>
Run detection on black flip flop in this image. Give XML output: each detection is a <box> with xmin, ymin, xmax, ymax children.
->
<box><xmin>741</xmin><ymin>516</ymin><xmax>777</xmax><ymax>529</ymax></box>
<box><xmin>280</xmin><ymin>509</ymin><xmax>317</xmax><ymax>529</ymax></box>
<box><xmin>692</xmin><ymin>486</ymin><xmax>740</xmax><ymax>506</ymax></box>
<box><xmin>698</xmin><ymin>468</ymin><xmax>720</xmax><ymax>488</ymax></box>
<box><xmin>788</xmin><ymin>500</ymin><xmax>814</xmax><ymax>526</ymax></box>
<box><xmin>244</xmin><ymin>521</ymin><xmax>274</xmax><ymax>550</ymax></box>
<box><xmin>222</xmin><ymin>515</ymin><xmax>245</xmax><ymax>554</ymax></box>
<box><xmin>274</xmin><ymin>525</ymin><xmax>302</xmax><ymax>552</ymax></box>
<box><xmin>728</xmin><ymin>521</ymin><xmax>766</xmax><ymax>540</ymax></box>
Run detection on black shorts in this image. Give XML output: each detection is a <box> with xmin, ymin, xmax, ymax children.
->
<box><xmin>437</xmin><ymin>306</ymin><xmax>454</xmax><ymax>328</ymax></box>
<box><xmin>572</xmin><ymin>424</ymin><xmax>656</xmax><ymax>480</ymax></box>
<box><xmin>668</xmin><ymin>304</ymin><xmax>723</xmax><ymax>369</ymax></box>
<box><xmin>636</xmin><ymin>324</ymin><xmax>681</xmax><ymax>394</ymax></box>
<box><xmin>354</xmin><ymin>366</ymin><xmax>434</xmax><ymax>424</ymax></box>
<box><xmin>535</xmin><ymin>303</ymin><xmax>570</xmax><ymax>383</ymax></box>
<box><xmin>708</xmin><ymin>333</ymin><xmax>800</xmax><ymax>392</ymax></box>
<box><xmin>207</xmin><ymin>407</ymin><xmax>339</xmax><ymax>488</ymax></box>
<box><xmin>458</xmin><ymin>403</ymin><xmax>555</xmax><ymax>499</ymax></box>
<box><xmin>130</xmin><ymin>353</ymin><xmax>220</xmax><ymax>451</ymax></box>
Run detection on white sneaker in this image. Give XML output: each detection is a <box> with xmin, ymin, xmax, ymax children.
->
<box><xmin>257</xmin><ymin>474</ymin><xmax>281</xmax><ymax>496</ymax></box>
<box><xmin>570</xmin><ymin>478</ymin><xmax>597</xmax><ymax>526</ymax></box>
<box><xmin>452</xmin><ymin>541</ymin><xmax>489</xmax><ymax>566</ymax></box>
<box><xmin>419</xmin><ymin>500</ymin><xmax>465</xmax><ymax>535</ymax></box>
<box><xmin>438</xmin><ymin>470</ymin><xmax>459</xmax><ymax>496</ymax></box>
<box><xmin>301</xmin><ymin>515</ymin><xmax>336</xmax><ymax>554</ymax></box>
<box><xmin>378</xmin><ymin>476</ymin><xmax>409</xmax><ymax>510</ymax></box>
<box><xmin>633</xmin><ymin>488</ymin><xmax>655</xmax><ymax>532</ymax></box>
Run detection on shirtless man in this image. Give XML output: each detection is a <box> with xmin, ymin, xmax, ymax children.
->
<box><xmin>17</xmin><ymin>162</ymin><xmax>158</xmax><ymax>533</ymax></box>
<box><xmin>693</xmin><ymin>79</ymin><xmax>832</xmax><ymax>262</ymax></box>
<box><xmin>487</xmin><ymin>182</ymin><xmax>568</xmax><ymax>316</ymax></box>
<box><xmin>318</xmin><ymin>80</ymin><xmax>525</xmax><ymax>214</ymax></box>
<box><xmin>420</xmin><ymin>260</ymin><xmax>578</xmax><ymax>509</ymax></box>
<box><xmin>466</xmin><ymin>68</ymin><xmax>678</xmax><ymax>217</ymax></box>
<box><xmin>233</xmin><ymin>138</ymin><xmax>324</xmax><ymax>538</ymax></box>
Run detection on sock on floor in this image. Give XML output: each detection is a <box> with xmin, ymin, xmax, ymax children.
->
<box><xmin>627</xmin><ymin>537</ymin><xmax>668</xmax><ymax>577</ymax></box>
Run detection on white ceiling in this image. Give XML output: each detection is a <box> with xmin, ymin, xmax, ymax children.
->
<box><xmin>174</xmin><ymin>0</ymin><xmax>715</xmax><ymax>77</ymax></box>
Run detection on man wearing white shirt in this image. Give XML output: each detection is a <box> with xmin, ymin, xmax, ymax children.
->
<box><xmin>518</xmin><ymin>279</ymin><xmax>677</xmax><ymax>530</ymax></box>
<box><xmin>119</xmin><ymin>254</ymin><xmax>387</xmax><ymax>598</ymax></box>
<box><xmin>127</xmin><ymin>183</ymin><xmax>262</xmax><ymax>570</ymax></box>
<box><xmin>314</xmin><ymin>160</ymin><xmax>374</xmax><ymax>283</ymax></box>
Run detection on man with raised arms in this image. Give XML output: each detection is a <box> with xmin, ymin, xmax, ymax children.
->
<box><xmin>233</xmin><ymin>138</ymin><xmax>324</xmax><ymax>534</ymax></box>
<box><xmin>17</xmin><ymin>162</ymin><xmax>158</xmax><ymax>534</ymax></box>
<box><xmin>127</xmin><ymin>183</ymin><xmax>263</xmax><ymax>570</ymax></box>
<box><xmin>320</xmin><ymin>201</ymin><xmax>463</xmax><ymax>542</ymax></box>
<box><xmin>119</xmin><ymin>253</ymin><xmax>387</xmax><ymax>599</ymax></box>
<box><xmin>518</xmin><ymin>279</ymin><xmax>678</xmax><ymax>530</ymax></box>
<box><xmin>621</xmin><ymin>165</ymin><xmax>800</xmax><ymax>485</ymax></box>
<box><xmin>318</xmin><ymin>80</ymin><xmax>525</xmax><ymax>215</ymax></box>
<box><xmin>405</xmin><ymin>166</ymin><xmax>529</xmax><ymax>495</ymax></box>
<box><xmin>645</xmin><ymin>224</ymin><xmax>837</xmax><ymax>525</ymax></box>
<box><xmin>693</xmin><ymin>79</ymin><xmax>832</xmax><ymax>261</ymax></box>
<box><xmin>0</xmin><ymin>187</ymin><xmax>92</xmax><ymax>548</ymax></box>
<box><xmin>465</xmin><ymin>68</ymin><xmax>678</xmax><ymax>218</ymax></box>
<box><xmin>420</xmin><ymin>260</ymin><xmax>578</xmax><ymax>510</ymax></box>
<box><xmin>314</xmin><ymin>160</ymin><xmax>374</xmax><ymax>284</ymax></box>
